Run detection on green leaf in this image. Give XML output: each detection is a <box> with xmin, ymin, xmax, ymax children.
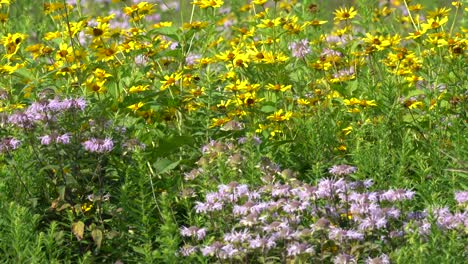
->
<box><xmin>153</xmin><ymin>158</ymin><xmax>180</xmax><ymax>174</ymax></box>
<box><xmin>261</xmin><ymin>105</ymin><xmax>276</xmax><ymax>113</ymax></box>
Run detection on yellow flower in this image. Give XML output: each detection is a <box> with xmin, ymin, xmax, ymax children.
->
<box><xmin>93</xmin><ymin>68</ymin><xmax>112</xmax><ymax>79</ymax></box>
<box><xmin>96</xmin><ymin>43</ymin><xmax>119</xmax><ymax>62</ymax></box>
<box><xmin>252</xmin><ymin>0</ymin><xmax>268</xmax><ymax>5</ymax></box>
<box><xmin>1</xmin><ymin>33</ymin><xmax>27</xmax><ymax>59</ymax></box>
<box><xmin>192</xmin><ymin>0</ymin><xmax>224</xmax><ymax>9</ymax></box>
<box><xmin>129</xmin><ymin>85</ymin><xmax>150</xmax><ymax>93</ymax></box>
<box><xmin>427</xmin><ymin>7</ymin><xmax>451</xmax><ymax>19</ymax></box>
<box><xmin>55</xmin><ymin>42</ymin><xmax>73</xmax><ymax>61</ymax></box>
<box><xmin>86</xmin><ymin>77</ymin><xmax>107</xmax><ymax>93</ymax></box>
<box><xmin>123</xmin><ymin>2</ymin><xmax>156</xmax><ymax>21</ymax></box>
<box><xmin>266</xmin><ymin>83</ymin><xmax>292</xmax><ymax>92</ymax></box>
<box><xmin>257</xmin><ymin>18</ymin><xmax>281</xmax><ymax>28</ymax></box>
<box><xmin>43</xmin><ymin>31</ymin><xmax>62</xmax><ymax>41</ymax></box>
<box><xmin>210</xmin><ymin>117</ymin><xmax>231</xmax><ymax>128</ymax></box>
<box><xmin>267</xmin><ymin>109</ymin><xmax>293</xmax><ymax>122</ymax></box>
<box><xmin>0</xmin><ymin>0</ymin><xmax>11</xmax><ymax>8</ymax></box>
<box><xmin>160</xmin><ymin>72</ymin><xmax>182</xmax><ymax>91</ymax></box>
<box><xmin>128</xmin><ymin>102</ymin><xmax>145</xmax><ymax>111</ymax></box>
<box><xmin>305</xmin><ymin>20</ymin><xmax>328</xmax><ymax>27</ymax></box>
<box><xmin>421</xmin><ymin>16</ymin><xmax>449</xmax><ymax>31</ymax></box>
<box><xmin>342</xmin><ymin>126</ymin><xmax>352</xmax><ymax>135</ymax></box>
<box><xmin>0</xmin><ymin>62</ymin><xmax>25</xmax><ymax>75</ymax></box>
<box><xmin>225</xmin><ymin>79</ymin><xmax>248</xmax><ymax>92</ymax></box>
<box><xmin>452</xmin><ymin>1</ymin><xmax>462</xmax><ymax>8</ymax></box>
<box><xmin>333</xmin><ymin>6</ymin><xmax>357</xmax><ymax>22</ymax></box>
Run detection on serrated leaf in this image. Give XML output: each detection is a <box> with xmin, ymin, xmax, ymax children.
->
<box><xmin>72</xmin><ymin>221</ymin><xmax>85</xmax><ymax>241</ymax></box>
<box><xmin>91</xmin><ymin>229</ymin><xmax>103</xmax><ymax>249</ymax></box>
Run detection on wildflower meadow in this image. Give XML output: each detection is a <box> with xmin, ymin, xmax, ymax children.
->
<box><xmin>0</xmin><ymin>0</ymin><xmax>467</xmax><ymax>263</ymax></box>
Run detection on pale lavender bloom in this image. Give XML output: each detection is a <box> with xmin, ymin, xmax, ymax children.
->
<box><xmin>288</xmin><ymin>39</ymin><xmax>311</xmax><ymax>59</ymax></box>
<box><xmin>39</xmin><ymin>135</ymin><xmax>53</xmax><ymax>145</ymax></box>
<box><xmin>380</xmin><ymin>189</ymin><xmax>415</xmax><ymax>202</ymax></box>
<box><xmin>287</xmin><ymin>242</ymin><xmax>314</xmax><ymax>256</ymax></box>
<box><xmin>185</xmin><ymin>53</ymin><xmax>201</xmax><ymax>66</ymax></box>
<box><xmin>219</xmin><ymin>243</ymin><xmax>239</xmax><ymax>259</ymax></box>
<box><xmin>236</xmin><ymin>184</ymin><xmax>250</xmax><ymax>197</ymax></box>
<box><xmin>329</xmin><ymin>227</ymin><xmax>348</xmax><ymax>242</ymax></box>
<box><xmin>180</xmin><ymin>226</ymin><xmax>206</xmax><ymax>240</ymax></box>
<box><xmin>317</xmin><ymin>179</ymin><xmax>341</xmax><ymax>198</ymax></box>
<box><xmin>8</xmin><ymin>112</ymin><xmax>34</xmax><ymax>128</ymax></box>
<box><xmin>56</xmin><ymin>133</ymin><xmax>71</xmax><ymax>144</ymax></box>
<box><xmin>385</xmin><ymin>207</ymin><xmax>401</xmax><ymax>219</ymax></box>
<box><xmin>169</xmin><ymin>42</ymin><xmax>179</xmax><ymax>50</ymax></box>
<box><xmin>366</xmin><ymin>254</ymin><xmax>390</xmax><ymax>264</ymax></box>
<box><xmin>223</xmin><ymin>229</ymin><xmax>251</xmax><ymax>243</ymax></box>
<box><xmin>194</xmin><ymin>201</ymin><xmax>208</xmax><ymax>213</ymax></box>
<box><xmin>418</xmin><ymin>219</ymin><xmax>431</xmax><ymax>235</ymax></box>
<box><xmin>329</xmin><ymin>164</ymin><xmax>357</xmax><ymax>176</ymax></box>
<box><xmin>248</xmin><ymin>236</ymin><xmax>276</xmax><ymax>249</ymax></box>
<box><xmin>239</xmin><ymin>213</ymin><xmax>259</xmax><ymax>227</ymax></box>
<box><xmin>252</xmin><ymin>136</ymin><xmax>262</xmax><ymax>145</ymax></box>
<box><xmin>271</xmin><ymin>183</ymin><xmax>291</xmax><ymax>197</ymax></box>
<box><xmin>407</xmin><ymin>211</ymin><xmax>428</xmax><ymax>220</ymax></box>
<box><xmin>179</xmin><ymin>244</ymin><xmax>197</xmax><ymax>256</ymax></box>
<box><xmin>233</xmin><ymin>204</ymin><xmax>249</xmax><ymax>216</ymax></box>
<box><xmin>346</xmin><ymin>230</ymin><xmax>365</xmax><ymax>240</ymax></box>
<box><xmin>0</xmin><ymin>137</ymin><xmax>21</xmax><ymax>152</ymax></box>
<box><xmin>359</xmin><ymin>208</ymin><xmax>387</xmax><ymax>230</ymax></box>
<box><xmin>82</xmin><ymin>138</ymin><xmax>113</xmax><ymax>153</ymax></box>
<box><xmin>201</xmin><ymin>241</ymin><xmax>223</xmax><ymax>256</ymax></box>
<box><xmin>333</xmin><ymin>67</ymin><xmax>355</xmax><ymax>79</ymax></box>
<box><xmin>334</xmin><ymin>253</ymin><xmax>357</xmax><ymax>264</ymax></box>
<box><xmin>455</xmin><ymin>191</ymin><xmax>468</xmax><ymax>204</ymax></box>
<box><xmin>321</xmin><ymin>48</ymin><xmax>343</xmax><ymax>58</ymax></box>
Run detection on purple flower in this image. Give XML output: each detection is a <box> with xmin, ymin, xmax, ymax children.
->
<box><xmin>333</xmin><ymin>253</ymin><xmax>356</xmax><ymax>264</ymax></box>
<box><xmin>358</xmin><ymin>208</ymin><xmax>387</xmax><ymax>230</ymax></box>
<box><xmin>185</xmin><ymin>53</ymin><xmax>201</xmax><ymax>66</ymax></box>
<box><xmin>201</xmin><ymin>241</ymin><xmax>223</xmax><ymax>256</ymax></box>
<box><xmin>366</xmin><ymin>254</ymin><xmax>390</xmax><ymax>264</ymax></box>
<box><xmin>248</xmin><ymin>235</ymin><xmax>276</xmax><ymax>250</ymax></box>
<box><xmin>0</xmin><ymin>137</ymin><xmax>21</xmax><ymax>152</ymax></box>
<box><xmin>380</xmin><ymin>189</ymin><xmax>415</xmax><ymax>202</ymax></box>
<box><xmin>286</xmin><ymin>242</ymin><xmax>314</xmax><ymax>256</ymax></box>
<box><xmin>180</xmin><ymin>226</ymin><xmax>206</xmax><ymax>240</ymax></box>
<box><xmin>329</xmin><ymin>164</ymin><xmax>357</xmax><ymax>176</ymax></box>
<box><xmin>455</xmin><ymin>191</ymin><xmax>468</xmax><ymax>204</ymax></box>
<box><xmin>56</xmin><ymin>133</ymin><xmax>71</xmax><ymax>144</ymax></box>
<box><xmin>82</xmin><ymin>138</ymin><xmax>114</xmax><ymax>153</ymax></box>
<box><xmin>179</xmin><ymin>244</ymin><xmax>197</xmax><ymax>256</ymax></box>
<box><xmin>8</xmin><ymin>112</ymin><xmax>35</xmax><ymax>128</ymax></box>
<box><xmin>288</xmin><ymin>39</ymin><xmax>311</xmax><ymax>59</ymax></box>
<box><xmin>39</xmin><ymin>135</ymin><xmax>53</xmax><ymax>145</ymax></box>
<box><xmin>223</xmin><ymin>229</ymin><xmax>251</xmax><ymax>243</ymax></box>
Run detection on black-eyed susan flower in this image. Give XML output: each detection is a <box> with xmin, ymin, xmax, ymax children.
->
<box><xmin>96</xmin><ymin>43</ymin><xmax>119</xmax><ymax>62</ymax></box>
<box><xmin>1</xmin><ymin>33</ymin><xmax>27</xmax><ymax>60</ymax></box>
<box><xmin>160</xmin><ymin>72</ymin><xmax>182</xmax><ymax>91</ymax></box>
<box><xmin>267</xmin><ymin>109</ymin><xmax>293</xmax><ymax>122</ymax></box>
<box><xmin>333</xmin><ymin>6</ymin><xmax>357</xmax><ymax>22</ymax></box>
<box><xmin>266</xmin><ymin>83</ymin><xmax>292</xmax><ymax>92</ymax></box>
<box><xmin>421</xmin><ymin>16</ymin><xmax>449</xmax><ymax>31</ymax></box>
<box><xmin>127</xmin><ymin>102</ymin><xmax>145</xmax><ymax>111</ymax></box>
<box><xmin>192</xmin><ymin>0</ymin><xmax>224</xmax><ymax>9</ymax></box>
<box><xmin>129</xmin><ymin>85</ymin><xmax>150</xmax><ymax>93</ymax></box>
